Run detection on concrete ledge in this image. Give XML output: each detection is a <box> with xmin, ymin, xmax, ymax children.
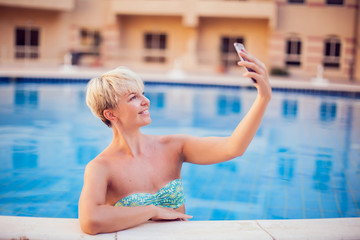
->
<box><xmin>0</xmin><ymin>216</ymin><xmax>359</xmax><ymax>240</ymax></box>
<box><xmin>1</xmin><ymin>67</ymin><xmax>360</xmax><ymax>94</ymax></box>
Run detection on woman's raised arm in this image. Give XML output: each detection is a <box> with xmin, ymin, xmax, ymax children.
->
<box><xmin>181</xmin><ymin>51</ymin><xmax>271</xmax><ymax>165</ymax></box>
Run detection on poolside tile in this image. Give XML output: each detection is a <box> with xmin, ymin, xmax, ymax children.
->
<box><xmin>320</xmin><ymin>198</ymin><xmax>339</xmax><ymax>211</ymax></box>
<box><xmin>233</xmin><ymin>190</ymin><xmax>251</xmax><ymax>202</ymax></box>
<box><xmin>217</xmin><ymin>189</ymin><xmax>235</xmax><ymax>201</ymax></box>
<box><xmin>285</xmin><ymin>208</ymin><xmax>305</xmax><ymax>219</ymax></box>
<box><xmin>258</xmin><ymin>218</ymin><xmax>360</xmax><ymax>240</ymax></box>
<box><xmin>305</xmin><ymin>209</ymin><xmax>323</xmax><ymax>219</ymax></box>
<box><xmin>210</xmin><ymin>209</ymin><xmax>228</xmax><ymax>220</ymax></box>
<box><xmin>266</xmin><ymin>208</ymin><xmax>285</xmax><ymax>219</ymax></box>
<box><xmin>322</xmin><ymin>210</ymin><xmax>342</xmax><ymax>218</ymax></box>
<box><xmin>304</xmin><ymin>200</ymin><xmax>321</xmax><ymax>211</ymax></box>
<box><xmin>188</xmin><ymin>207</ymin><xmax>212</xmax><ymax>220</ymax></box>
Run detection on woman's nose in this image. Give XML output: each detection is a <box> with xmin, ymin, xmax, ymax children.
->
<box><xmin>141</xmin><ymin>95</ymin><xmax>150</xmax><ymax>105</ymax></box>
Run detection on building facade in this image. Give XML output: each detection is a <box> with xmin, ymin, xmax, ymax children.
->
<box><xmin>0</xmin><ymin>0</ymin><xmax>359</xmax><ymax>82</ymax></box>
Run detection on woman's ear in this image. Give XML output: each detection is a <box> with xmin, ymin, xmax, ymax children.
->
<box><xmin>103</xmin><ymin>109</ymin><xmax>117</xmax><ymax>122</ymax></box>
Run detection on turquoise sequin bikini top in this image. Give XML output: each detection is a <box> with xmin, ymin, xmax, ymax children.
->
<box><xmin>114</xmin><ymin>179</ymin><xmax>185</xmax><ymax>209</ymax></box>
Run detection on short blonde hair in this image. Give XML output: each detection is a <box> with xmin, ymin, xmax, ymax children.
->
<box><xmin>86</xmin><ymin>67</ymin><xmax>144</xmax><ymax>127</ymax></box>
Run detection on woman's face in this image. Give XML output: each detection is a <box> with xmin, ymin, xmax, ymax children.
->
<box><xmin>113</xmin><ymin>90</ymin><xmax>151</xmax><ymax>129</ymax></box>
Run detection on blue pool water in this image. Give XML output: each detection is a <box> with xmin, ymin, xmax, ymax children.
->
<box><xmin>0</xmin><ymin>81</ymin><xmax>359</xmax><ymax>220</ymax></box>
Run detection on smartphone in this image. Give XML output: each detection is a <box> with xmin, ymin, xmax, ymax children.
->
<box><xmin>233</xmin><ymin>42</ymin><xmax>257</xmax><ymax>83</ymax></box>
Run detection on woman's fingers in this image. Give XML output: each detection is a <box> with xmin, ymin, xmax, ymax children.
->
<box><xmin>237</xmin><ymin>49</ymin><xmax>272</xmax><ymax>100</ymax></box>
<box><xmin>240</xmin><ymin>50</ymin><xmax>266</xmax><ymax>71</ymax></box>
<box><xmin>152</xmin><ymin>206</ymin><xmax>193</xmax><ymax>221</ymax></box>
<box><xmin>237</xmin><ymin>61</ymin><xmax>264</xmax><ymax>76</ymax></box>
<box><xmin>237</xmin><ymin>60</ymin><xmax>266</xmax><ymax>85</ymax></box>
<box><xmin>238</xmin><ymin>51</ymin><xmax>268</xmax><ymax>81</ymax></box>
<box><xmin>178</xmin><ymin>213</ymin><xmax>193</xmax><ymax>220</ymax></box>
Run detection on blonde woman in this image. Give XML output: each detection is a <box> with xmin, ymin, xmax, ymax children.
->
<box><xmin>79</xmin><ymin>50</ymin><xmax>272</xmax><ymax>234</ymax></box>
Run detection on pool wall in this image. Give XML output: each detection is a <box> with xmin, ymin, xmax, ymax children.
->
<box><xmin>1</xmin><ymin>68</ymin><xmax>360</xmax><ymax>98</ymax></box>
<box><xmin>0</xmin><ymin>216</ymin><xmax>359</xmax><ymax>240</ymax></box>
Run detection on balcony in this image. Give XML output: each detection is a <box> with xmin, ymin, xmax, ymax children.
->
<box><xmin>110</xmin><ymin>0</ymin><xmax>276</xmax><ymax>27</ymax></box>
<box><xmin>0</xmin><ymin>0</ymin><xmax>74</xmax><ymax>11</ymax></box>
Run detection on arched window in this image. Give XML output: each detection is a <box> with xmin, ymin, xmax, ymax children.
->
<box><xmin>323</xmin><ymin>37</ymin><xmax>341</xmax><ymax>68</ymax></box>
<box><xmin>285</xmin><ymin>36</ymin><xmax>302</xmax><ymax>66</ymax></box>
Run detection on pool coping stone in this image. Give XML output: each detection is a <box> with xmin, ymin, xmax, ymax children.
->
<box><xmin>1</xmin><ymin>67</ymin><xmax>360</xmax><ymax>94</ymax></box>
<box><xmin>0</xmin><ymin>216</ymin><xmax>359</xmax><ymax>240</ymax></box>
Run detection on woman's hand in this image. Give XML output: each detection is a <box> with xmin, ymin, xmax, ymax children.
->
<box><xmin>151</xmin><ymin>206</ymin><xmax>193</xmax><ymax>221</ymax></box>
<box><xmin>238</xmin><ymin>50</ymin><xmax>272</xmax><ymax>101</ymax></box>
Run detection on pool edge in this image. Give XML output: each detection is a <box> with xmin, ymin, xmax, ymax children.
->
<box><xmin>0</xmin><ymin>216</ymin><xmax>359</xmax><ymax>240</ymax></box>
<box><xmin>1</xmin><ymin>68</ymin><xmax>360</xmax><ymax>94</ymax></box>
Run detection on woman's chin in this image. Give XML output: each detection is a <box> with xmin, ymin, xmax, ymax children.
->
<box><xmin>142</xmin><ymin>118</ymin><xmax>152</xmax><ymax>126</ymax></box>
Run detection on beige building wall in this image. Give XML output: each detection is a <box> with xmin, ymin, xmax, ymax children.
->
<box><xmin>0</xmin><ymin>6</ymin><xmax>71</xmax><ymax>66</ymax></box>
<box><xmin>272</xmin><ymin>0</ymin><xmax>359</xmax><ymax>81</ymax></box>
<box><xmin>0</xmin><ymin>0</ymin><xmax>359</xmax><ymax>82</ymax></box>
<box><xmin>0</xmin><ymin>0</ymin><xmax>107</xmax><ymax>67</ymax></box>
<box><xmin>197</xmin><ymin>17</ymin><xmax>270</xmax><ymax>72</ymax></box>
<box><xmin>355</xmin><ymin>2</ymin><xmax>360</xmax><ymax>81</ymax></box>
<box><xmin>116</xmin><ymin>15</ymin><xmax>187</xmax><ymax>71</ymax></box>
<box><xmin>111</xmin><ymin>15</ymin><xmax>271</xmax><ymax>74</ymax></box>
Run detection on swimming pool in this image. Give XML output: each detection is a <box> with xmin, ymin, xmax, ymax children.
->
<box><xmin>0</xmin><ymin>80</ymin><xmax>359</xmax><ymax>220</ymax></box>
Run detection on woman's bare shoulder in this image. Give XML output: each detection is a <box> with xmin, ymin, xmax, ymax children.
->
<box><xmin>84</xmin><ymin>153</ymin><xmax>112</xmax><ymax>177</ymax></box>
<box><xmin>154</xmin><ymin>134</ymin><xmax>190</xmax><ymax>145</ymax></box>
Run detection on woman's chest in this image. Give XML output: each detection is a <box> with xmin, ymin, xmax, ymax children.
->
<box><xmin>106</xmin><ymin>147</ymin><xmax>182</xmax><ymax>204</ymax></box>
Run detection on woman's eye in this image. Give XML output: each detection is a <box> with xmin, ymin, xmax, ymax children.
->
<box><xmin>129</xmin><ymin>95</ymin><xmax>136</xmax><ymax>101</ymax></box>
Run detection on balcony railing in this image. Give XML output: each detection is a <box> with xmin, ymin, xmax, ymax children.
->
<box><xmin>110</xmin><ymin>0</ymin><xmax>276</xmax><ymax>27</ymax></box>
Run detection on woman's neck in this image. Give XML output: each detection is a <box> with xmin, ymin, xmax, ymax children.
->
<box><xmin>110</xmin><ymin>125</ymin><xmax>146</xmax><ymax>157</ymax></box>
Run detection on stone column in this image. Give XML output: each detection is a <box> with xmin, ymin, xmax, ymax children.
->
<box><xmin>268</xmin><ymin>32</ymin><xmax>285</xmax><ymax>71</ymax></box>
<box><xmin>101</xmin><ymin>2</ymin><xmax>121</xmax><ymax>68</ymax></box>
<box><xmin>305</xmin><ymin>35</ymin><xmax>324</xmax><ymax>78</ymax></box>
<box><xmin>182</xmin><ymin>27</ymin><xmax>199</xmax><ymax>71</ymax></box>
<box><xmin>181</xmin><ymin>0</ymin><xmax>199</xmax><ymax>71</ymax></box>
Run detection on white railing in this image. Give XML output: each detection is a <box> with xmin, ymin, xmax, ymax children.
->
<box><xmin>14</xmin><ymin>46</ymin><xmax>39</xmax><ymax>59</ymax></box>
<box><xmin>323</xmin><ymin>56</ymin><xmax>340</xmax><ymax>67</ymax></box>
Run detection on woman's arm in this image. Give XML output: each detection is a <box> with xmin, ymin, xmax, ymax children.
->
<box><xmin>181</xmin><ymin>50</ymin><xmax>272</xmax><ymax>165</ymax></box>
<box><xmin>78</xmin><ymin>161</ymin><xmax>191</xmax><ymax>234</ymax></box>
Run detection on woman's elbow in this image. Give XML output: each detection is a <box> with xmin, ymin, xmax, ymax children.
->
<box><xmin>80</xmin><ymin>217</ymin><xmax>101</xmax><ymax>235</ymax></box>
<box><xmin>79</xmin><ymin>210</ymin><xmax>103</xmax><ymax>235</ymax></box>
<box><xmin>226</xmin><ymin>145</ymin><xmax>246</xmax><ymax>159</ymax></box>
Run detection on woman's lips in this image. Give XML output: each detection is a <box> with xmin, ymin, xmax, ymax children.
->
<box><xmin>139</xmin><ymin>109</ymin><xmax>149</xmax><ymax>115</ymax></box>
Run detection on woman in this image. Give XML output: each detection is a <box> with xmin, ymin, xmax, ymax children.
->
<box><xmin>78</xmin><ymin>49</ymin><xmax>272</xmax><ymax>234</ymax></box>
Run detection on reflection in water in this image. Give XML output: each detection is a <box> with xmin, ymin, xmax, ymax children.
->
<box><xmin>313</xmin><ymin>153</ymin><xmax>333</xmax><ymax>191</ymax></box>
<box><xmin>77</xmin><ymin>90</ymin><xmax>87</xmax><ymax>110</ymax></box>
<box><xmin>12</xmin><ymin>140</ymin><xmax>38</xmax><ymax>169</ymax></box>
<box><xmin>77</xmin><ymin>145</ymin><xmax>99</xmax><ymax>165</ymax></box>
<box><xmin>217</xmin><ymin>95</ymin><xmax>241</xmax><ymax>115</ymax></box>
<box><xmin>146</xmin><ymin>92</ymin><xmax>165</xmax><ymax>109</ymax></box>
<box><xmin>277</xmin><ymin>148</ymin><xmax>295</xmax><ymax>181</ymax></box>
<box><xmin>15</xmin><ymin>88</ymin><xmax>38</xmax><ymax>108</ymax></box>
<box><xmin>217</xmin><ymin>160</ymin><xmax>237</xmax><ymax>173</ymax></box>
<box><xmin>282</xmin><ymin>99</ymin><xmax>298</xmax><ymax>119</ymax></box>
<box><xmin>342</xmin><ymin>104</ymin><xmax>353</xmax><ymax>170</ymax></box>
<box><xmin>319</xmin><ymin>102</ymin><xmax>337</xmax><ymax>122</ymax></box>
<box><xmin>0</xmin><ymin>83</ymin><xmax>359</xmax><ymax>220</ymax></box>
